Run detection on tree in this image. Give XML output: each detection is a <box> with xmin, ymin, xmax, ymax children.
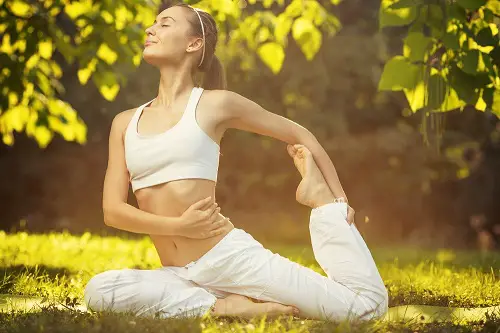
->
<box><xmin>2</xmin><ymin>0</ymin><xmax>498</xmax><ymax>149</ymax></box>
<box><xmin>377</xmin><ymin>0</ymin><xmax>500</xmax><ymax>118</ymax></box>
<box><xmin>0</xmin><ymin>0</ymin><xmax>341</xmax><ymax>147</ymax></box>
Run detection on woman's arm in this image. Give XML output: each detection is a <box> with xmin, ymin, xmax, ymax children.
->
<box><xmin>103</xmin><ymin>111</ymin><xmax>226</xmax><ymax>238</ymax></box>
<box><xmin>216</xmin><ymin>90</ymin><xmax>348</xmax><ymax>201</ymax></box>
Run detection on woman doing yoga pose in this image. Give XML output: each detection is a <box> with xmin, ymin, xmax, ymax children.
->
<box><xmin>84</xmin><ymin>3</ymin><xmax>388</xmax><ymax>320</ymax></box>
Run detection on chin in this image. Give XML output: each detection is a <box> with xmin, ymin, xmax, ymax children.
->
<box><xmin>142</xmin><ymin>51</ymin><xmax>167</xmax><ymax>66</ymax></box>
<box><xmin>143</xmin><ymin>48</ymin><xmax>178</xmax><ymax>67</ymax></box>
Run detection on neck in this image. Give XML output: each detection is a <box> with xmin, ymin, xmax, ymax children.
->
<box><xmin>155</xmin><ymin>64</ymin><xmax>195</xmax><ymax>107</ymax></box>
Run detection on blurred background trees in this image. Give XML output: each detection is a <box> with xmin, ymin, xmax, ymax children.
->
<box><xmin>1</xmin><ymin>0</ymin><xmax>499</xmax><ymax>249</ymax></box>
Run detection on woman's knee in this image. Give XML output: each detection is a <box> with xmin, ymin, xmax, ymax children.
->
<box><xmin>360</xmin><ymin>288</ymin><xmax>389</xmax><ymax>319</ymax></box>
<box><xmin>84</xmin><ymin>270</ymin><xmax>125</xmax><ymax>311</ymax></box>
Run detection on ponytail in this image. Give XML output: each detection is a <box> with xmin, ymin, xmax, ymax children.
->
<box><xmin>165</xmin><ymin>2</ymin><xmax>225</xmax><ymax>90</ymax></box>
<box><xmin>202</xmin><ymin>55</ymin><xmax>227</xmax><ymax>90</ymax></box>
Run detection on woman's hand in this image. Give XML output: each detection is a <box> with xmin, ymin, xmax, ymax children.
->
<box><xmin>335</xmin><ymin>197</ymin><xmax>355</xmax><ymax>225</ymax></box>
<box><xmin>177</xmin><ymin>197</ymin><xmax>232</xmax><ymax>239</ymax></box>
<box><xmin>347</xmin><ymin>206</ymin><xmax>355</xmax><ymax>225</ymax></box>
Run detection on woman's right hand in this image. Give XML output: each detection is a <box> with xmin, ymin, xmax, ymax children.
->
<box><xmin>177</xmin><ymin>197</ymin><xmax>232</xmax><ymax>239</ymax></box>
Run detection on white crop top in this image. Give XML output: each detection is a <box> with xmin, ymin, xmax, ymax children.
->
<box><xmin>124</xmin><ymin>87</ymin><xmax>220</xmax><ymax>192</ymax></box>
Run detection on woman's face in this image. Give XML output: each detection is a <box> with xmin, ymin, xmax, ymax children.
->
<box><xmin>143</xmin><ymin>6</ymin><xmax>201</xmax><ymax>66</ymax></box>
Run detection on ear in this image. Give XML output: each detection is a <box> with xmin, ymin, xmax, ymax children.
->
<box><xmin>186</xmin><ymin>37</ymin><xmax>204</xmax><ymax>54</ymax></box>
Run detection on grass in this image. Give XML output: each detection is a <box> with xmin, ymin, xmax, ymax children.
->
<box><xmin>0</xmin><ymin>230</ymin><xmax>499</xmax><ymax>332</ymax></box>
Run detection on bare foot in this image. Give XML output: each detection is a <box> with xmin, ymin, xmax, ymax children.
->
<box><xmin>212</xmin><ymin>294</ymin><xmax>299</xmax><ymax>319</ymax></box>
<box><xmin>287</xmin><ymin>144</ymin><xmax>334</xmax><ymax>208</ymax></box>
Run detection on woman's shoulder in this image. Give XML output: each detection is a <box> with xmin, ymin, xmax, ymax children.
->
<box><xmin>110</xmin><ymin>108</ymin><xmax>137</xmax><ymax>135</ymax></box>
<box><xmin>202</xmin><ymin>89</ymin><xmax>248</xmax><ymax>111</ymax></box>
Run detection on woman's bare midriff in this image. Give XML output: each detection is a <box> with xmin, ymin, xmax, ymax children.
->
<box><xmin>134</xmin><ymin>179</ymin><xmax>233</xmax><ymax>267</ymax></box>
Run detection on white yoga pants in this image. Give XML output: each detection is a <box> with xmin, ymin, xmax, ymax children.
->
<box><xmin>84</xmin><ymin>203</ymin><xmax>388</xmax><ymax>320</ymax></box>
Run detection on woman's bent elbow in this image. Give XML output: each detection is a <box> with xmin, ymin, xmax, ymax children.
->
<box><xmin>102</xmin><ymin>205</ymin><xmax>119</xmax><ymax>227</ymax></box>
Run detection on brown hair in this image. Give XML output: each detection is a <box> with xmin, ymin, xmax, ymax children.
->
<box><xmin>158</xmin><ymin>2</ymin><xmax>227</xmax><ymax>90</ymax></box>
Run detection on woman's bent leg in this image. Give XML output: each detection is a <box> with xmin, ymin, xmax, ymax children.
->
<box><xmin>189</xmin><ymin>223</ymin><xmax>386</xmax><ymax>321</ymax></box>
<box><xmin>309</xmin><ymin>203</ymin><xmax>388</xmax><ymax>316</ymax></box>
<box><xmin>187</xmin><ymin>145</ymin><xmax>388</xmax><ymax>321</ymax></box>
<box><xmin>350</xmin><ymin>222</ymin><xmax>387</xmax><ymax>303</ymax></box>
<box><xmin>84</xmin><ymin>268</ymin><xmax>217</xmax><ymax>318</ymax></box>
<box><xmin>293</xmin><ymin>143</ymin><xmax>387</xmax><ymax>316</ymax></box>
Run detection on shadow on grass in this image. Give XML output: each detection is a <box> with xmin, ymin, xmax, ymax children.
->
<box><xmin>389</xmin><ymin>289</ymin><xmax>460</xmax><ymax>307</ymax></box>
<box><xmin>0</xmin><ymin>307</ymin><xmax>202</xmax><ymax>333</ymax></box>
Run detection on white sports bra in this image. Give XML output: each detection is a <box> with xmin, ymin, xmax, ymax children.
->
<box><xmin>124</xmin><ymin>87</ymin><xmax>220</xmax><ymax>192</ymax></box>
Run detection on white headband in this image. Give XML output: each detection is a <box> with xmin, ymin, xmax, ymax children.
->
<box><xmin>191</xmin><ymin>7</ymin><xmax>206</xmax><ymax>68</ymax></box>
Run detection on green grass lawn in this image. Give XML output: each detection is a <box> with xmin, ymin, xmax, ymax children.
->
<box><xmin>0</xmin><ymin>231</ymin><xmax>499</xmax><ymax>332</ymax></box>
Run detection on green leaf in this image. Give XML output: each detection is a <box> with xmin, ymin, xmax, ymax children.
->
<box><xmin>404</xmin><ymin>32</ymin><xmax>432</xmax><ymax>62</ymax></box>
<box><xmin>449</xmin><ymin>64</ymin><xmax>492</xmax><ymax>107</ymax></box>
<box><xmin>100</xmin><ymin>10</ymin><xmax>114</xmax><ymax>24</ymax></box>
<box><xmin>427</xmin><ymin>74</ymin><xmax>447</xmax><ymax>110</ymax></box>
<box><xmin>33</xmin><ymin>126</ymin><xmax>53</xmax><ymax>148</ymax></box>
<box><xmin>292</xmin><ymin>18</ymin><xmax>322</xmax><ymax>61</ymax></box>
<box><xmin>274</xmin><ymin>13</ymin><xmax>293</xmax><ymax>44</ymax></box>
<box><xmin>475</xmin><ymin>87</ymin><xmax>494</xmax><ymax>111</ymax></box>
<box><xmin>285</xmin><ymin>0</ymin><xmax>304</xmax><ymax>18</ymax></box>
<box><xmin>8</xmin><ymin>1</ymin><xmax>32</xmax><ymax>18</ymax></box>
<box><xmin>64</xmin><ymin>1</ymin><xmax>94</xmax><ymax>20</ymax></box>
<box><xmin>97</xmin><ymin>43</ymin><xmax>118</xmax><ymax>65</ymax></box>
<box><xmin>38</xmin><ymin>41</ymin><xmax>53</xmax><ymax>59</ymax></box>
<box><xmin>99</xmin><ymin>84</ymin><xmax>120</xmax><ymax>101</ymax></box>
<box><xmin>440</xmin><ymin>87</ymin><xmax>467</xmax><ymax>112</ymax></box>
<box><xmin>461</xmin><ymin>49</ymin><xmax>480</xmax><ymax>75</ymax></box>
<box><xmin>456</xmin><ymin>0</ymin><xmax>487</xmax><ymax>10</ymax></box>
<box><xmin>481</xmin><ymin>52</ymin><xmax>495</xmax><ymax>73</ymax></box>
<box><xmin>257</xmin><ymin>42</ymin><xmax>285</xmax><ymax>74</ymax></box>
<box><xmin>92</xmin><ymin>68</ymin><xmax>120</xmax><ymax>101</ymax></box>
<box><xmin>490</xmin><ymin>46</ymin><xmax>500</xmax><ymax>67</ymax></box>
<box><xmin>449</xmin><ymin>65</ymin><xmax>477</xmax><ymax>104</ymax></box>
<box><xmin>263</xmin><ymin>0</ymin><xmax>274</xmax><ymax>8</ymax></box>
<box><xmin>481</xmin><ymin>87</ymin><xmax>494</xmax><ymax>108</ymax></box>
<box><xmin>256</xmin><ymin>27</ymin><xmax>271</xmax><ymax>43</ymax></box>
<box><xmin>486</xmin><ymin>0</ymin><xmax>500</xmax><ymax>16</ymax></box>
<box><xmin>449</xmin><ymin>4</ymin><xmax>467</xmax><ymax>21</ymax></box>
<box><xmin>77</xmin><ymin>58</ymin><xmax>97</xmax><ymax>85</ymax></box>
<box><xmin>378</xmin><ymin>56</ymin><xmax>422</xmax><ymax>91</ymax></box>
<box><xmin>442</xmin><ymin>32</ymin><xmax>461</xmax><ymax>50</ymax></box>
<box><xmin>404</xmin><ymin>80</ymin><xmax>426</xmax><ymax>111</ymax></box>
<box><xmin>427</xmin><ymin>5</ymin><xmax>445</xmax><ymax>37</ymax></box>
<box><xmin>475</xmin><ymin>26</ymin><xmax>497</xmax><ymax>46</ymax></box>
<box><xmin>2</xmin><ymin>133</ymin><xmax>14</xmax><ymax>146</ymax></box>
<box><xmin>389</xmin><ymin>0</ymin><xmax>425</xmax><ymax>9</ymax></box>
<box><xmin>379</xmin><ymin>0</ymin><xmax>418</xmax><ymax>28</ymax></box>
<box><xmin>492</xmin><ymin>89</ymin><xmax>500</xmax><ymax>117</ymax></box>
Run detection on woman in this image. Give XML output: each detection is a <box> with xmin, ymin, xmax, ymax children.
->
<box><xmin>84</xmin><ymin>3</ymin><xmax>388</xmax><ymax>320</ymax></box>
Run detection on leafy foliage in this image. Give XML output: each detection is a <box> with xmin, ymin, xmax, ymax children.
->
<box><xmin>0</xmin><ymin>0</ymin><xmax>342</xmax><ymax>148</ymax></box>
<box><xmin>2</xmin><ymin>0</ymin><xmax>498</xmax><ymax>148</ymax></box>
<box><xmin>0</xmin><ymin>0</ymin><xmax>159</xmax><ymax>147</ymax></box>
<box><xmin>378</xmin><ymin>0</ymin><xmax>500</xmax><ymax>117</ymax></box>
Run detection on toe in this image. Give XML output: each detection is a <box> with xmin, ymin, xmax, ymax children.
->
<box><xmin>299</xmin><ymin>146</ymin><xmax>311</xmax><ymax>156</ymax></box>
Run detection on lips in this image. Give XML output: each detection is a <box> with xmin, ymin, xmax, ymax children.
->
<box><xmin>144</xmin><ymin>41</ymin><xmax>156</xmax><ymax>47</ymax></box>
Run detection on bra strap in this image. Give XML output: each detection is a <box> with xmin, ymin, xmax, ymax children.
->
<box><xmin>133</xmin><ymin>98</ymin><xmax>155</xmax><ymax>126</ymax></box>
<box><xmin>185</xmin><ymin>87</ymin><xmax>204</xmax><ymax>118</ymax></box>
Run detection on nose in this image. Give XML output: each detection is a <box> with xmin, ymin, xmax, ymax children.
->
<box><xmin>145</xmin><ymin>24</ymin><xmax>156</xmax><ymax>36</ymax></box>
